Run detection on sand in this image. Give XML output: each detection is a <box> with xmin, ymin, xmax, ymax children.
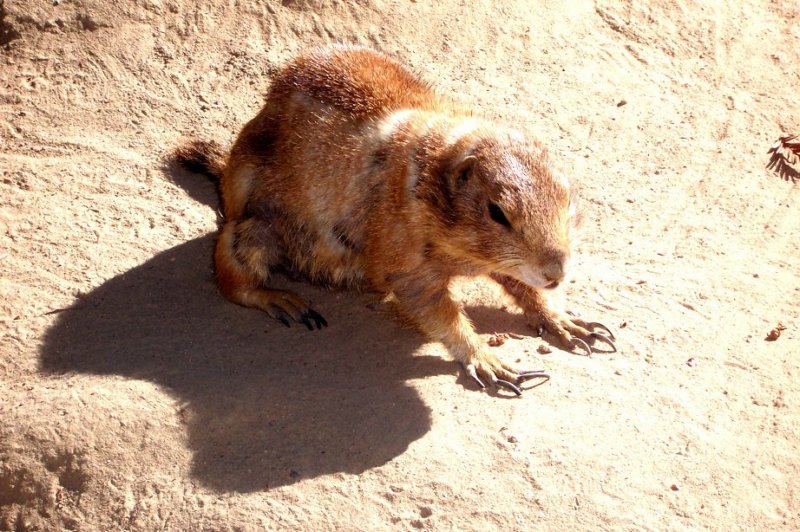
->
<box><xmin>1</xmin><ymin>0</ymin><xmax>798</xmax><ymax>529</ymax></box>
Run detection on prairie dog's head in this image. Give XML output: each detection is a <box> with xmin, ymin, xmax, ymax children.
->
<box><xmin>424</xmin><ymin>129</ymin><xmax>580</xmax><ymax>289</ymax></box>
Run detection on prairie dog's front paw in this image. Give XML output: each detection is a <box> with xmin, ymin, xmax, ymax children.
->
<box><xmin>528</xmin><ymin>310</ymin><xmax>616</xmax><ymax>355</ymax></box>
<box><xmin>463</xmin><ymin>351</ymin><xmax>548</xmax><ymax>396</ymax></box>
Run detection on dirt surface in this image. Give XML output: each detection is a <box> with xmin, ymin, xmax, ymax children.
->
<box><xmin>1</xmin><ymin>0</ymin><xmax>799</xmax><ymax>529</ymax></box>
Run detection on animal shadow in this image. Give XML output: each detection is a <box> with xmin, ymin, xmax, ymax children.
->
<box><xmin>39</xmin><ymin>233</ymin><xmax>450</xmax><ymax>492</ymax></box>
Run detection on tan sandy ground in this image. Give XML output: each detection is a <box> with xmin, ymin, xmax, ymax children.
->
<box><xmin>1</xmin><ymin>0</ymin><xmax>799</xmax><ymax>530</ymax></box>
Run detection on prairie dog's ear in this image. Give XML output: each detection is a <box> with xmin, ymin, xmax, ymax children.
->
<box><xmin>450</xmin><ymin>154</ymin><xmax>477</xmax><ymax>190</ymax></box>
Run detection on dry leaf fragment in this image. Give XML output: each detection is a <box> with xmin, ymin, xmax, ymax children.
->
<box><xmin>488</xmin><ymin>334</ymin><xmax>508</xmax><ymax>347</ymax></box>
<box><xmin>766</xmin><ymin>135</ymin><xmax>800</xmax><ymax>182</ymax></box>
<box><xmin>765</xmin><ymin>322</ymin><xmax>786</xmax><ymax>341</ymax></box>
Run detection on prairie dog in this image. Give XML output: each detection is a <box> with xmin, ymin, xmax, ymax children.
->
<box><xmin>175</xmin><ymin>46</ymin><xmax>615</xmax><ymax>395</ymax></box>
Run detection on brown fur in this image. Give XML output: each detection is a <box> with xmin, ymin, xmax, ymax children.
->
<box><xmin>174</xmin><ymin>45</ymin><xmax>608</xmax><ymax>391</ymax></box>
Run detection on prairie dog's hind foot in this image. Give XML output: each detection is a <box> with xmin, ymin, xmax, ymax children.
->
<box><xmin>234</xmin><ymin>287</ymin><xmax>328</xmax><ymax>330</ymax></box>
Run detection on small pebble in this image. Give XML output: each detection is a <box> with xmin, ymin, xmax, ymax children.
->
<box><xmin>670</xmin><ymin>484</ymin><xmax>679</xmax><ymax>491</ymax></box>
<box><xmin>537</xmin><ymin>344</ymin><xmax>552</xmax><ymax>354</ymax></box>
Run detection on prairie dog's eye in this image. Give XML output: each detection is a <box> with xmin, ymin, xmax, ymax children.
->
<box><xmin>488</xmin><ymin>202</ymin><xmax>511</xmax><ymax>227</ymax></box>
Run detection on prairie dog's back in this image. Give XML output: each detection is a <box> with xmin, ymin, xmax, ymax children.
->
<box><xmin>231</xmin><ymin>45</ymin><xmax>461</xmax><ymax>175</ymax></box>
<box><xmin>268</xmin><ymin>46</ymin><xmax>443</xmax><ymax>119</ymax></box>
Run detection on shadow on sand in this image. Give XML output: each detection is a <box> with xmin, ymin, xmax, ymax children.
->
<box><xmin>39</xmin><ymin>231</ymin><xmax>452</xmax><ymax>491</ymax></box>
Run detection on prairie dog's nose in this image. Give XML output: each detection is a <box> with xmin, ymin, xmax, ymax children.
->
<box><xmin>540</xmin><ymin>250</ymin><xmax>568</xmax><ymax>288</ymax></box>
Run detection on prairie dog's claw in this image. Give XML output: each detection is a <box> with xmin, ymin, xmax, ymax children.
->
<box><xmin>275</xmin><ymin>310</ymin><xmax>292</xmax><ymax>327</ymax></box>
<box><xmin>300</xmin><ymin>308</ymin><xmax>328</xmax><ymax>330</ymax></box>
<box><xmin>571</xmin><ymin>337</ymin><xmax>592</xmax><ymax>356</ymax></box>
<box><xmin>465</xmin><ymin>364</ymin><xmax>486</xmax><ymax>389</ymax></box>
<box><xmin>495</xmin><ymin>379</ymin><xmax>522</xmax><ymax>396</ymax></box>
<box><xmin>517</xmin><ymin>370</ymin><xmax>550</xmax><ymax>380</ymax></box>
<box><xmin>590</xmin><ymin>332</ymin><xmax>616</xmax><ymax>352</ymax></box>
<box><xmin>586</xmin><ymin>321</ymin><xmax>615</xmax><ymax>340</ymax></box>
<box><xmin>309</xmin><ymin>309</ymin><xmax>328</xmax><ymax>329</ymax></box>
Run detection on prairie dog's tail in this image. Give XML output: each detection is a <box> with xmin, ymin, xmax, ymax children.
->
<box><xmin>173</xmin><ymin>138</ymin><xmax>226</xmax><ymax>181</ymax></box>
